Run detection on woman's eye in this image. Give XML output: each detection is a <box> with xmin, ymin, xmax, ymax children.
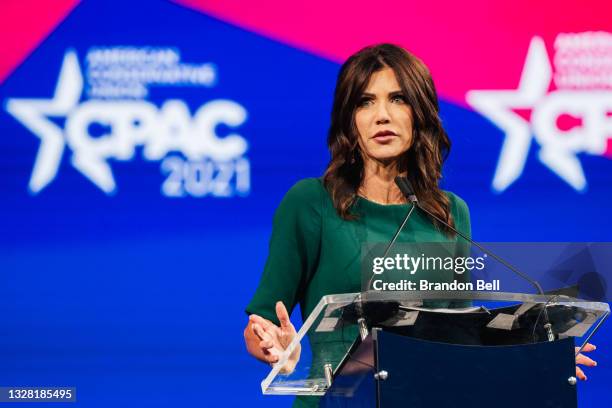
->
<box><xmin>358</xmin><ymin>98</ymin><xmax>373</xmax><ymax>107</ymax></box>
<box><xmin>391</xmin><ymin>95</ymin><xmax>406</xmax><ymax>103</ymax></box>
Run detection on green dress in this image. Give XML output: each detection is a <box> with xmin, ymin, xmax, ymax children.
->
<box><xmin>246</xmin><ymin>177</ymin><xmax>471</xmax><ymax>407</ymax></box>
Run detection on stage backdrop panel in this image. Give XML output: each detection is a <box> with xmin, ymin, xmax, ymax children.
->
<box><xmin>1</xmin><ymin>0</ymin><xmax>611</xmax><ymax>406</ymax></box>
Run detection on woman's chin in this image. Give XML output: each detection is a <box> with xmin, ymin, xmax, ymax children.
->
<box><xmin>364</xmin><ymin>151</ymin><xmax>405</xmax><ymax>164</ymax></box>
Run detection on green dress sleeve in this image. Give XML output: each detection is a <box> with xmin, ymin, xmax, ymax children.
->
<box><xmin>245</xmin><ymin>178</ymin><xmax>323</xmax><ymax>325</ymax></box>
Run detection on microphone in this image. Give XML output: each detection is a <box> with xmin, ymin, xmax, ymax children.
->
<box><xmin>394</xmin><ymin>176</ymin><xmax>544</xmax><ymax>294</ymax></box>
<box><xmin>364</xmin><ymin>194</ymin><xmax>417</xmax><ymax>292</ymax></box>
<box><xmin>360</xmin><ymin>189</ymin><xmax>418</xmax><ymax>338</ymax></box>
<box><xmin>394</xmin><ymin>176</ymin><xmax>556</xmax><ymax>341</ymax></box>
<box><xmin>395</xmin><ymin>177</ymin><xmax>417</xmax><ymax>203</ymax></box>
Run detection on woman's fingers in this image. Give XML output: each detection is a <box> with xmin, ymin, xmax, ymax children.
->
<box><xmin>250</xmin><ymin>305</ymin><xmax>297</xmax><ymax>365</ymax></box>
<box><xmin>576</xmin><ymin>353</ymin><xmax>597</xmax><ymax>367</ymax></box>
<box><xmin>253</xmin><ymin>321</ymin><xmax>283</xmax><ymax>352</ymax></box>
<box><xmin>263</xmin><ymin>346</ymin><xmax>283</xmax><ymax>364</ymax></box>
<box><xmin>250</xmin><ymin>314</ymin><xmax>275</xmax><ymax>331</ymax></box>
<box><xmin>261</xmin><ymin>348</ymin><xmax>279</xmax><ymax>364</ymax></box>
<box><xmin>250</xmin><ymin>305</ymin><xmax>301</xmax><ymax>372</ymax></box>
<box><xmin>276</xmin><ymin>301</ymin><xmax>292</xmax><ymax>331</ymax></box>
<box><xmin>259</xmin><ymin>338</ymin><xmax>274</xmax><ymax>349</ymax></box>
<box><xmin>247</xmin><ymin>309</ymin><xmax>300</xmax><ymax>370</ymax></box>
<box><xmin>576</xmin><ymin>343</ymin><xmax>596</xmax><ymax>353</ymax></box>
<box><xmin>576</xmin><ymin>366</ymin><xmax>587</xmax><ymax>381</ymax></box>
<box><xmin>251</xmin><ymin>314</ymin><xmax>286</xmax><ymax>341</ymax></box>
<box><xmin>276</xmin><ymin>301</ymin><xmax>297</xmax><ymax>350</ymax></box>
<box><xmin>251</xmin><ymin>323</ymin><xmax>266</xmax><ymax>340</ymax></box>
<box><xmin>574</xmin><ymin>343</ymin><xmax>596</xmax><ymax>381</ymax></box>
<box><xmin>260</xmin><ymin>341</ymin><xmax>274</xmax><ymax>350</ymax></box>
<box><xmin>253</xmin><ymin>324</ymin><xmax>274</xmax><ymax>344</ymax></box>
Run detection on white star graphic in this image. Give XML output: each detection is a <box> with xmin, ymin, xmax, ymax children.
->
<box><xmin>6</xmin><ymin>50</ymin><xmax>82</xmax><ymax>193</ymax></box>
<box><xmin>466</xmin><ymin>37</ymin><xmax>557</xmax><ymax>192</ymax></box>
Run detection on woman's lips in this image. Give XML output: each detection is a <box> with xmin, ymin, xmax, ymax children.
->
<box><xmin>372</xmin><ymin>134</ymin><xmax>397</xmax><ymax>143</ymax></box>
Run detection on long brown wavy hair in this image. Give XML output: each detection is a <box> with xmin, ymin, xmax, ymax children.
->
<box><xmin>323</xmin><ymin>43</ymin><xmax>454</xmax><ymax>232</ymax></box>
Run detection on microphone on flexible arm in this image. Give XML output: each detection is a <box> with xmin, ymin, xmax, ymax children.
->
<box><xmin>358</xmin><ymin>188</ymin><xmax>418</xmax><ymax>339</ymax></box>
<box><xmin>394</xmin><ymin>176</ymin><xmax>556</xmax><ymax>342</ymax></box>
<box><xmin>364</xmin><ymin>194</ymin><xmax>417</xmax><ymax>294</ymax></box>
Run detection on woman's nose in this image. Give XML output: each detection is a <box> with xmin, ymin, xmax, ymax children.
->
<box><xmin>375</xmin><ymin>103</ymin><xmax>391</xmax><ymax>124</ymax></box>
<box><xmin>376</xmin><ymin>109</ymin><xmax>390</xmax><ymax>125</ymax></box>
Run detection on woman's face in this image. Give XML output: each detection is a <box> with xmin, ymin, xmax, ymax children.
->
<box><xmin>355</xmin><ymin>67</ymin><xmax>413</xmax><ymax>165</ymax></box>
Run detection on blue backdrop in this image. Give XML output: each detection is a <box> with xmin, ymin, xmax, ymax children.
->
<box><xmin>1</xmin><ymin>0</ymin><xmax>610</xmax><ymax>406</ymax></box>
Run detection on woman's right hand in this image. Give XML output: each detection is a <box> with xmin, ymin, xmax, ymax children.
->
<box><xmin>244</xmin><ymin>301</ymin><xmax>301</xmax><ymax>374</ymax></box>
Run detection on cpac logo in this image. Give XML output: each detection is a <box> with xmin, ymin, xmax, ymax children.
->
<box><xmin>467</xmin><ymin>34</ymin><xmax>612</xmax><ymax>192</ymax></box>
<box><xmin>5</xmin><ymin>49</ymin><xmax>250</xmax><ymax>196</ymax></box>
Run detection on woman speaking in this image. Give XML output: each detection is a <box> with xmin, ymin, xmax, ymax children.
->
<box><xmin>243</xmin><ymin>43</ymin><xmax>596</xmax><ymax>407</ymax></box>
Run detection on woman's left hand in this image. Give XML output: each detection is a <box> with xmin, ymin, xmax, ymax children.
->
<box><xmin>575</xmin><ymin>343</ymin><xmax>597</xmax><ymax>381</ymax></box>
